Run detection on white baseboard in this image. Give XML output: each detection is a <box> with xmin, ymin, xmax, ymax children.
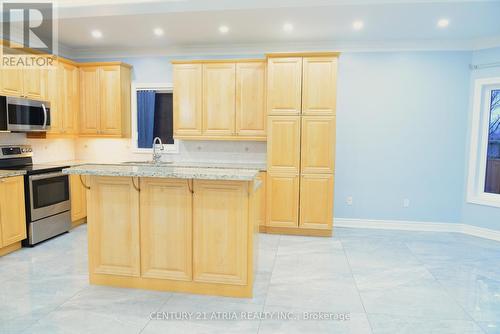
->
<box><xmin>334</xmin><ymin>218</ymin><xmax>500</xmax><ymax>242</ymax></box>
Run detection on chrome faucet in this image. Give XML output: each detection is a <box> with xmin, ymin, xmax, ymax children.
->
<box><xmin>152</xmin><ymin>137</ymin><xmax>164</xmax><ymax>164</ymax></box>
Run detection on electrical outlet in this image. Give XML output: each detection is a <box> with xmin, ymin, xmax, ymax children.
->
<box><xmin>346</xmin><ymin>196</ymin><xmax>353</xmax><ymax>205</ymax></box>
<box><xmin>403</xmin><ymin>198</ymin><xmax>410</xmax><ymax>208</ymax></box>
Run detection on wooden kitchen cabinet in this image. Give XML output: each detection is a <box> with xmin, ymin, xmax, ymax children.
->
<box><xmin>0</xmin><ymin>69</ymin><xmax>23</xmax><ymax>96</ymax></box>
<box><xmin>48</xmin><ymin>61</ymin><xmax>79</xmax><ymax>136</ymax></box>
<box><xmin>70</xmin><ymin>174</ymin><xmax>87</xmax><ymax>224</ymax></box>
<box><xmin>267</xmin><ymin>115</ymin><xmax>301</xmax><ymax>174</ymax></box>
<box><xmin>140</xmin><ymin>178</ymin><xmax>192</xmax><ymax>281</ymax></box>
<box><xmin>301</xmin><ymin>116</ymin><xmax>336</xmax><ymax>174</ymax></box>
<box><xmin>266</xmin><ymin>173</ymin><xmax>299</xmax><ymax>228</ymax></box>
<box><xmin>267</xmin><ymin>57</ymin><xmax>302</xmax><ymax>115</ymax></box>
<box><xmin>300</xmin><ymin>174</ymin><xmax>334</xmax><ymax>230</ymax></box>
<box><xmin>79</xmin><ymin>66</ymin><xmax>100</xmax><ymax>134</ymax></box>
<box><xmin>173</xmin><ymin>63</ymin><xmax>203</xmax><ymax>136</ymax></box>
<box><xmin>0</xmin><ymin>176</ymin><xmax>26</xmax><ymax>249</ymax></box>
<box><xmin>172</xmin><ymin>60</ymin><xmax>266</xmax><ymax>141</ymax></box>
<box><xmin>236</xmin><ymin>62</ymin><xmax>266</xmax><ymax>136</ymax></box>
<box><xmin>87</xmin><ymin>176</ymin><xmax>140</xmax><ymax>277</ymax></box>
<box><xmin>59</xmin><ymin>62</ymin><xmax>79</xmax><ymax>134</ymax></box>
<box><xmin>0</xmin><ymin>67</ymin><xmax>46</xmax><ymax>99</ymax></box>
<box><xmin>257</xmin><ymin>172</ymin><xmax>267</xmax><ymax>229</ymax></box>
<box><xmin>193</xmin><ymin>180</ymin><xmax>248</xmax><ymax>285</ymax></box>
<box><xmin>202</xmin><ymin>63</ymin><xmax>236</xmax><ymax>136</ymax></box>
<box><xmin>79</xmin><ymin>63</ymin><xmax>131</xmax><ymax>137</ymax></box>
<box><xmin>302</xmin><ymin>57</ymin><xmax>337</xmax><ymax>115</ymax></box>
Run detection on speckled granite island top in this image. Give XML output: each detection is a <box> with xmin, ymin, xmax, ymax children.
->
<box><xmin>63</xmin><ymin>164</ymin><xmax>260</xmax><ymax>181</ymax></box>
<box><xmin>0</xmin><ymin>170</ymin><xmax>26</xmax><ymax>179</ymax></box>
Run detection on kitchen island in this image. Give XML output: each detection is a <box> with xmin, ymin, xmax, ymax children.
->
<box><xmin>63</xmin><ymin>164</ymin><xmax>261</xmax><ymax>298</ymax></box>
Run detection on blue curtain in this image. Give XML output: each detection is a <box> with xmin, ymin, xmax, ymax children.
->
<box><xmin>137</xmin><ymin>90</ymin><xmax>156</xmax><ymax>148</ymax></box>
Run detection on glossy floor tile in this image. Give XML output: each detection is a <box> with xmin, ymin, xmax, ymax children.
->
<box><xmin>0</xmin><ymin>225</ymin><xmax>498</xmax><ymax>333</ymax></box>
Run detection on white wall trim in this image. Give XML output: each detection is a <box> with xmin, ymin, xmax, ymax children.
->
<box><xmin>466</xmin><ymin>77</ymin><xmax>500</xmax><ymax>208</ymax></box>
<box><xmin>334</xmin><ymin>218</ymin><xmax>500</xmax><ymax>242</ymax></box>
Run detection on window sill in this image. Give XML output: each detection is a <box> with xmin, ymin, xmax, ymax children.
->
<box><xmin>467</xmin><ymin>193</ymin><xmax>500</xmax><ymax>208</ymax></box>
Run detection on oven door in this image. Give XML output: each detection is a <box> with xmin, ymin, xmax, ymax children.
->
<box><xmin>6</xmin><ymin>97</ymin><xmax>51</xmax><ymax>132</ymax></box>
<box><xmin>29</xmin><ymin>172</ymin><xmax>70</xmax><ymax>221</ymax></box>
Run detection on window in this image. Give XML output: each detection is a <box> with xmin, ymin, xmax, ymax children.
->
<box><xmin>467</xmin><ymin>78</ymin><xmax>500</xmax><ymax>207</ymax></box>
<box><xmin>131</xmin><ymin>84</ymin><xmax>178</xmax><ymax>153</ymax></box>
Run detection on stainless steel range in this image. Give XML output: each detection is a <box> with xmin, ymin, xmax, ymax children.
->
<box><xmin>0</xmin><ymin>145</ymin><xmax>71</xmax><ymax>246</ymax></box>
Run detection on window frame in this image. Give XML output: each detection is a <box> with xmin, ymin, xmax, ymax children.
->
<box><xmin>467</xmin><ymin>77</ymin><xmax>500</xmax><ymax>208</ymax></box>
<box><xmin>131</xmin><ymin>82</ymin><xmax>179</xmax><ymax>154</ymax></box>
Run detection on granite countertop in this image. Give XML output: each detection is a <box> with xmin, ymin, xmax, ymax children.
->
<box><xmin>53</xmin><ymin>160</ymin><xmax>267</xmax><ymax>171</ymax></box>
<box><xmin>0</xmin><ymin>170</ymin><xmax>26</xmax><ymax>179</ymax></box>
<box><xmin>63</xmin><ymin>164</ymin><xmax>260</xmax><ymax>181</ymax></box>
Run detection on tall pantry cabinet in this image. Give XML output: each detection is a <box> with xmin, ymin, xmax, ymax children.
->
<box><xmin>266</xmin><ymin>53</ymin><xmax>338</xmax><ymax>236</ymax></box>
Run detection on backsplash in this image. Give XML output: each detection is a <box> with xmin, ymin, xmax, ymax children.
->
<box><xmin>0</xmin><ymin>133</ymin><xmax>76</xmax><ymax>163</ymax></box>
<box><xmin>75</xmin><ymin>138</ymin><xmax>266</xmax><ymax>164</ymax></box>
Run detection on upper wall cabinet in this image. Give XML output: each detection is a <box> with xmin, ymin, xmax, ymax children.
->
<box><xmin>236</xmin><ymin>62</ymin><xmax>266</xmax><ymax>137</ymax></box>
<box><xmin>302</xmin><ymin>57</ymin><xmax>337</xmax><ymax>115</ymax></box>
<box><xmin>202</xmin><ymin>63</ymin><xmax>236</xmax><ymax>136</ymax></box>
<box><xmin>267</xmin><ymin>57</ymin><xmax>302</xmax><ymax>116</ymax></box>
<box><xmin>173</xmin><ymin>64</ymin><xmax>203</xmax><ymax>136</ymax></box>
<box><xmin>0</xmin><ymin>67</ymin><xmax>47</xmax><ymax>100</ymax></box>
<box><xmin>172</xmin><ymin>60</ymin><xmax>266</xmax><ymax>141</ymax></box>
<box><xmin>48</xmin><ymin>60</ymin><xmax>79</xmax><ymax>136</ymax></box>
<box><xmin>79</xmin><ymin>63</ymin><xmax>132</xmax><ymax>137</ymax></box>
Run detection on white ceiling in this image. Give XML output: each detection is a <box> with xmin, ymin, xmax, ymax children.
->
<box><xmin>13</xmin><ymin>0</ymin><xmax>500</xmax><ymax>57</ymax></box>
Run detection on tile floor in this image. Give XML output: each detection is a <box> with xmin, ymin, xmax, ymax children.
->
<box><xmin>1</xmin><ymin>225</ymin><xmax>499</xmax><ymax>333</ymax></box>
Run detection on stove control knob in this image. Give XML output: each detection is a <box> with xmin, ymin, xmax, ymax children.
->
<box><xmin>21</xmin><ymin>148</ymin><xmax>26</xmax><ymax>153</ymax></box>
<box><xmin>28</xmin><ymin>148</ymin><xmax>32</xmax><ymax>152</ymax></box>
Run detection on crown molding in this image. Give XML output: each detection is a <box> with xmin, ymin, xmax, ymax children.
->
<box><xmin>59</xmin><ymin>37</ymin><xmax>500</xmax><ymax>59</ymax></box>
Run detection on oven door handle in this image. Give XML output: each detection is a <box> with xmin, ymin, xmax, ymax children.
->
<box><xmin>42</xmin><ymin>104</ymin><xmax>47</xmax><ymax>129</ymax></box>
<box><xmin>29</xmin><ymin>171</ymin><xmax>66</xmax><ymax>181</ymax></box>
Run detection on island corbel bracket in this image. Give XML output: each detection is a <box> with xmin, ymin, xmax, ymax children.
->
<box><xmin>132</xmin><ymin>177</ymin><xmax>140</xmax><ymax>192</ymax></box>
<box><xmin>79</xmin><ymin>175</ymin><xmax>90</xmax><ymax>190</ymax></box>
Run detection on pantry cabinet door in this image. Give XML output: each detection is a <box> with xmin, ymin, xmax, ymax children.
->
<box><xmin>140</xmin><ymin>178</ymin><xmax>192</xmax><ymax>281</ymax></box>
<box><xmin>202</xmin><ymin>63</ymin><xmax>236</xmax><ymax>136</ymax></box>
<box><xmin>299</xmin><ymin>174</ymin><xmax>334</xmax><ymax>230</ymax></box>
<box><xmin>0</xmin><ymin>176</ymin><xmax>26</xmax><ymax>247</ymax></box>
<box><xmin>99</xmin><ymin>66</ymin><xmax>122</xmax><ymax>135</ymax></box>
<box><xmin>302</xmin><ymin>57</ymin><xmax>337</xmax><ymax>115</ymax></box>
<box><xmin>193</xmin><ymin>180</ymin><xmax>248</xmax><ymax>285</ymax></box>
<box><xmin>267</xmin><ymin>57</ymin><xmax>302</xmax><ymax>115</ymax></box>
<box><xmin>267</xmin><ymin>115</ymin><xmax>301</xmax><ymax>174</ymax></box>
<box><xmin>79</xmin><ymin>67</ymin><xmax>100</xmax><ymax>134</ymax></box>
<box><xmin>87</xmin><ymin>176</ymin><xmax>140</xmax><ymax>277</ymax></box>
<box><xmin>173</xmin><ymin>64</ymin><xmax>203</xmax><ymax>136</ymax></box>
<box><xmin>235</xmin><ymin>62</ymin><xmax>266</xmax><ymax>136</ymax></box>
<box><xmin>301</xmin><ymin>116</ymin><xmax>336</xmax><ymax>174</ymax></box>
<box><xmin>266</xmin><ymin>173</ymin><xmax>299</xmax><ymax>228</ymax></box>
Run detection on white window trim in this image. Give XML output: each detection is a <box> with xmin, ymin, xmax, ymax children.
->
<box><xmin>131</xmin><ymin>82</ymin><xmax>179</xmax><ymax>154</ymax></box>
<box><xmin>466</xmin><ymin>77</ymin><xmax>500</xmax><ymax>208</ymax></box>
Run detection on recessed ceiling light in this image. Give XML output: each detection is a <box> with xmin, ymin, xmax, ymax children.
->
<box><xmin>219</xmin><ymin>25</ymin><xmax>229</xmax><ymax>34</ymax></box>
<box><xmin>91</xmin><ymin>30</ymin><xmax>102</xmax><ymax>39</ymax></box>
<box><xmin>153</xmin><ymin>27</ymin><xmax>164</xmax><ymax>36</ymax></box>
<box><xmin>353</xmin><ymin>20</ymin><xmax>364</xmax><ymax>31</ymax></box>
<box><xmin>437</xmin><ymin>18</ymin><xmax>449</xmax><ymax>28</ymax></box>
<box><xmin>283</xmin><ymin>23</ymin><xmax>294</xmax><ymax>32</ymax></box>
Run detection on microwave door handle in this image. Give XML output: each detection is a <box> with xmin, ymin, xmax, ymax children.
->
<box><xmin>42</xmin><ymin>103</ymin><xmax>47</xmax><ymax>129</ymax></box>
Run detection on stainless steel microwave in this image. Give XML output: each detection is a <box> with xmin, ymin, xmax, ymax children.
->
<box><xmin>0</xmin><ymin>96</ymin><xmax>51</xmax><ymax>132</ymax></box>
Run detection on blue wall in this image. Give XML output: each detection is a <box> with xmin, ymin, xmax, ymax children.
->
<box><xmin>335</xmin><ymin>52</ymin><xmax>471</xmax><ymax>223</ymax></box>
<box><xmin>80</xmin><ymin>50</ymin><xmax>478</xmax><ymax>225</ymax></box>
<box><xmin>462</xmin><ymin>47</ymin><xmax>500</xmax><ymax>231</ymax></box>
